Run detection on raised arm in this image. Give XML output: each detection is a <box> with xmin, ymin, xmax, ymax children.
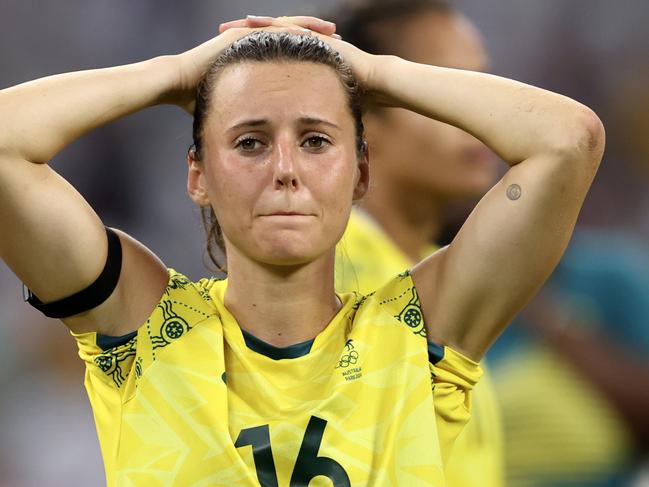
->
<box><xmin>0</xmin><ymin>27</ymin><xmax>258</xmax><ymax>335</ymax></box>
<box><xmin>367</xmin><ymin>56</ymin><xmax>604</xmax><ymax>360</ymax></box>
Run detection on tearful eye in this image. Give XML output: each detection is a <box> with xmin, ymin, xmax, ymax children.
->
<box><xmin>303</xmin><ymin>136</ymin><xmax>329</xmax><ymax>150</ymax></box>
<box><xmin>235</xmin><ymin>137</ymin><xmax>263</xmax><ymax>152</ymax></box>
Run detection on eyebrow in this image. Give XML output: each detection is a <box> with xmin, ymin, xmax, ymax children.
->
<box><xmin>226</xmin><ymin>117</ymin><xmax>341</xmax><ymax>133</ymax></box>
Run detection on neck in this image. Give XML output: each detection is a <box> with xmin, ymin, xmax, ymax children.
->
<box><xmin>361</xmin><ymin>181</ymin><xmax>442</xmax><ymax>262</ymax></box>
<box><xmin>224</xmin><ymin>248</ymin><xmax>340</xmax><ymax>348</ymax></box>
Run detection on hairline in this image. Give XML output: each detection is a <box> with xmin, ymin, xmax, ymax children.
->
<box><xmin>199</xmin><ymin>58</ymin><xmax>362</xmax><ymax>156</ymax></box>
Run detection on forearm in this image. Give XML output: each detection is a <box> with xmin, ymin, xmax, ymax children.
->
<box><xmin>0</xmin><ymin>55</ymin><xmax>177</xmax><ymax>164</ymax></box>
<box><xmin>370</xmin><ymin>55</ymin><xmax>602</xmax><ymax>165</ymax></box>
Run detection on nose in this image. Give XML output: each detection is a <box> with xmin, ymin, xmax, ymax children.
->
<box><xmin>272</xmin><ymin>138</ymin><xmax>299</xmax><ymax>191</ymax></box>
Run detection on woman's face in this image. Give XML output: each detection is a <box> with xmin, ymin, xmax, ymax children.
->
<box><xmin>189</xmin><ymin>61</ymin><xmax>367</xmax><ymax>267</ymax></box>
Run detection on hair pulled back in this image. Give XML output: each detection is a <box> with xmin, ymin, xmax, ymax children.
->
<box><xmin>191</xmin><ymin>31</ymin><xmax>366</xmax><ymax>272</ymax></box>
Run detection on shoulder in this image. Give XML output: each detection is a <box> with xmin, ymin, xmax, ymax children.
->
<box><xmin>75</xmin><ymin>269</ymin><xmax>220</xmax><ymax>352</ymax></box>
<box><xmin>61</xmin><ymin>229</ymin><xmax>169</xmax><ymax>336</ymax></box>
<box><xmin>350</xmin><ymin>270</ymin><xmax>483</xmax><ymax>405</ymax></box>
<box><xmin>350</xmin><ymin>270</ymin><xmax>427</xmax><ymax>339</ymax></box>
<box><xmin>72</xmin><ymin>269</ymin><xmax>222</xmax><ymax>391</ymax></box>
<box><xmin>153</xmin><ymin>269</ymin><xmax>222</xmax><ymax>324</ymax></box>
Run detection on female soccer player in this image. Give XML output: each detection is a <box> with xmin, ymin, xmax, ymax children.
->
<box><xmin>0</xmin><ymin>15</ymin><xmax>603</xmax><ymax>486</ymax></box>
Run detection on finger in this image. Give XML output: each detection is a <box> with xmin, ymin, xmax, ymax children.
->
<box><xmin>244</xmin><ymin>15</ymin><xmax>336</xmax><ymax>35</ymax></box>
<box><xmin>219</xmin><ymin>19</ymin><xmax>249</xmax><ymax>32</ymax></box>
<box><xmin>276</xmin><ymin>16</ymin><xmax>336</xmax><ymax>35</ymax></box>
<box><xmin>219</xmin><ymin>15</ymin><xmax>276</xmax><ymax>32</ymax></box>
<box><xmin>222</xmin><ymin>16</ymin><xmax>337</xmax><ymax>37</ymax></box>
<box><xmin>243</xmin><ymin>15</ymin><xmax>279</xmax><ymax>28</ymax></box>
<box><xmin>253</xmin><ymin>25</ymin><xmax>313</xmax><ymax>37</ymax></box>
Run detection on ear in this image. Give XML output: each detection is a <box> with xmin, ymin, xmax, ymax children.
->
<box><xmin>352</xmin><ymin>141</ymin><xmax>370</xmax><ymax>201</ymax></box>
<box><xmin>187</xmin><ymin>148</ymin><xmax>211</xmax><ymax>207</ymax></box>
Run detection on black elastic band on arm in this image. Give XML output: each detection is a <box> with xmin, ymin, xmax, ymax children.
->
<box><xmin>23</xmin><ymin>227</ymin><xmax>123</xmax><ymax>319</ymax></box>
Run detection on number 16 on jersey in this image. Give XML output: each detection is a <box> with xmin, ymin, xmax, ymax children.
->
<box><xmin>235</xmin><ymin>416</ymin><xmax>351</xmax><ymax>486</ymax></box>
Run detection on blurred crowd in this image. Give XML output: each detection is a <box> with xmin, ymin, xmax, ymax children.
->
<box><xmin>1</xmin><ymin>1</ymin><xmax>648</xmax><ymax>485</ymax></box>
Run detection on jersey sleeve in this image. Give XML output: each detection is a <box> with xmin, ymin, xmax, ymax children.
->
<box><xmin>70</xmin><ymin>270</ymin><xmax>217</xmax><ymax>455</ymax></box>
<box><xmin>71</xmin><ymin>324</ymin><xmax>139</xmax><ymax>463</ymax></box>
<box><xmin>430</xmin><ymin>344</ymin><xmax>483</xmax><ymax>466</ymax></box>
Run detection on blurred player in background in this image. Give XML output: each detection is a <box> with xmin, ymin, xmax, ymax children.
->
<box><xmin>330</xmin><ymin>1</ymin><xmax>504</xmax><ymax>485</ymax></box>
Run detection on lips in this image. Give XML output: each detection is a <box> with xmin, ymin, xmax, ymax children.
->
<box><xmin>259</xmin><ymin>210</ymin><xmax>315</xmax><ymax>217</ymax></box>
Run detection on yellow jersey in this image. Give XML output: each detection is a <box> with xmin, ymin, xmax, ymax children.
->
<box><xmin>336</xmin><ymin>208</ymin><xmax>504</xmax><ymax>487</ymax></box>
<box><xmin>73</xmin><ymin>268</ymin><xmax>480</xmax><ymax>486</ymax></box>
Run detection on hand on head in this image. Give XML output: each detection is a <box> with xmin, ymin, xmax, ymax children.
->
<box><xmin>172</xmin><ymin>15</ymin><xmax>345</xmax><ymax>113</ymax></box>
<box><xmin>217</xmin><ymin>15</ymin><xmax>374</xmax><ymax>91</ymax></box>
<box><xmin>219</xmin><ymin>15</ymin><xmax>340</xmax><ymax>38</ymax></box>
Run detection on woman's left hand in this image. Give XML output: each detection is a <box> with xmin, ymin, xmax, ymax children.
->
<box><xmin>219</xmin><ymin>15</ymin><xmax>376</xmax><ymax>92</ymax></box>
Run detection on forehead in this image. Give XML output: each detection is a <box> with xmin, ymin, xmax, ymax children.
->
<box><xmin>208</xmin><ymin>61</ymin><xmax>352</xmax><ymax>130</ymax></box>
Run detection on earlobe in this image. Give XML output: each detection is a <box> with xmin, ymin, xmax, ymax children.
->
<box><xmin>187</xmin><ymin>150</ymin><xmax>211</xmax><ymax>207</ymax></box>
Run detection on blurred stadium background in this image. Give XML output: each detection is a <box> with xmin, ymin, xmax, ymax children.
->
<box><xmin>1</xmin><ymin>1</ymin><xmax>648</xmax><ymax>485</ymax></box>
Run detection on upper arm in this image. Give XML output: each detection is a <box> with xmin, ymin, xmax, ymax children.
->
<box><xmin>0</xmin><ymin>157</ymin><xmax>168</xmax><ymax>335</ymax></box>
<box><xmin>412</xmin><ymin>112</ymin><xmax>604</xmax><ymax>360</ymax></box>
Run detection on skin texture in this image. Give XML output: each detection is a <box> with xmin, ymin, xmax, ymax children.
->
<box><xmin>0</xmin><ymin>16</ymin><xmax>604</xmax><ymax>362</ymax></box>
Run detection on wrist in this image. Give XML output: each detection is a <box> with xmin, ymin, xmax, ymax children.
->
<box><xmin>364</xmin><ymin>55</ymin><xmax>401</xmax><ymax>107</ymax></box>
<box><xmin>146</xmin><ymin>55</ymin><xmax>188</xmax><ymax>107</ymax></box>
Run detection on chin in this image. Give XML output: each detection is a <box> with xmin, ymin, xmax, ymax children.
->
<box><xmin>254</xmin><ymin>238</ymin><xmax>329</xmax><ymax>268</ymax></box>
<box><xmin>234</xmin><ymin>224</ymin><xmax>341</xmax><ymax>268</ymax></box>
<box><xmin>257</xmin><ymin>250</ymin><xmax>323</xmax><ymax>268</ymax></box>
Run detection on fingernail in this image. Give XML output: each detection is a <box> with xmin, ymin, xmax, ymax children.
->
<box><xmin>246</xmin><ymin>15</ymin><xmax>258</xmax><ymax>19</ymax></box>
<box><xmin>332</xmin><ymin>33</ymin><xmax>342</xmax><ymax>40</ymax></box>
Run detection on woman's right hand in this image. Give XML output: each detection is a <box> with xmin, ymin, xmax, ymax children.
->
<box><xmin>168</xmin><ymin>27</ymin><xmax>252</xmax><ymax>113</ymax></box>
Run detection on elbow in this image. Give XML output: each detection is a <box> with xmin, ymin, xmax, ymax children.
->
<box><xmin>553</xmin><ymin>103</ymin><xmax>606</xmax><ymax>171</ymax></box>
<box><xmin>576</xmin><ymin>104</ymin><xmax>605</xmax><ymax>162</ymax></box>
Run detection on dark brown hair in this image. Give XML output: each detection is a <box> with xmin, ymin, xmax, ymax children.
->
<box><xmin>328</xmin><ymin>0</ymin><xmax>455</xmax><ymax>57</ymax></box>
<box><xmin>191</xmin><ymin>31</ymin><xmax>366</xmax><ymax>272</ymax></box>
